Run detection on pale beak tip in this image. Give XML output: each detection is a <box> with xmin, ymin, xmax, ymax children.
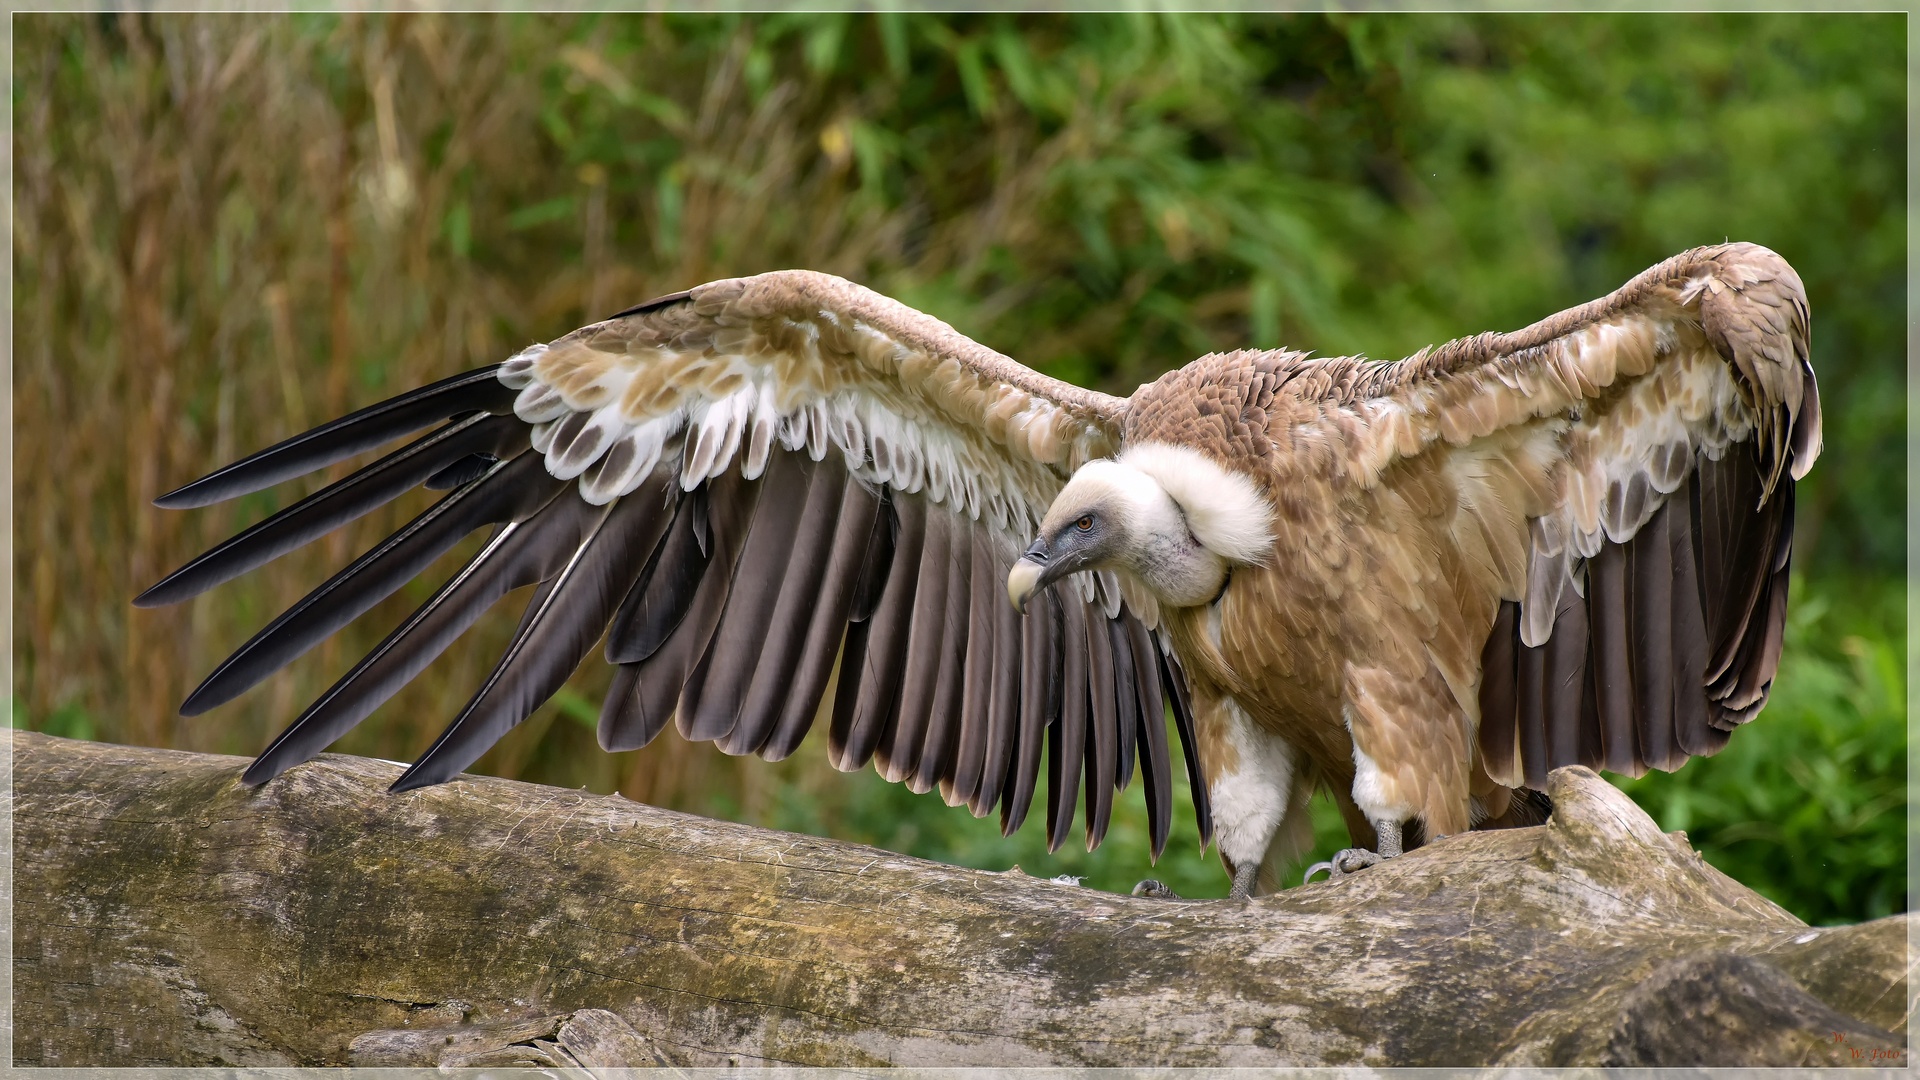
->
<box><xmin>1006</xmin><ymin>559</ymin><xmax>1043</xmax><ymax>615</ymax></box>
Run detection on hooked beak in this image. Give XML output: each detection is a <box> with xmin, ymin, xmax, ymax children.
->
<box><xmin>1006</xmin><ymin>537</ymin><xmax>1059</xmax><ymax>615</ymax></box>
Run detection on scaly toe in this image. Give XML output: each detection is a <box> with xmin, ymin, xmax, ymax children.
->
<box><xmin>1131</xmin><ymin>879</ymin><xmax>1180</xmax><ymax>899</ymax></box>
<box><xmin>1303</xmin><ymin>848</ymin><xmax>1383</xmax><ymax>885</ymax></box>
<box><xmin>1333</xmin><ymin>847</ymin><xmax>1382</xmax><ymax>874</ymax></box>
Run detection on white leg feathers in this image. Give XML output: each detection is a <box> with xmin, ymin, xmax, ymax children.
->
<box><xmin>1198</xmin><ymin>695</ymin><xmax>1307</xmax><ymax>896</ymax></box>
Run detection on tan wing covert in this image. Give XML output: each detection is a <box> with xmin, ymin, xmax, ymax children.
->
<box><xmin>1295</xmin><ymin>243</ymin><xmax>1816</xmax><ymax>789</ymax></box>
<box><xmin>1126</xmin><ymin>243</ymin><xmax>1817</xmax><ymax>800</ymax></box>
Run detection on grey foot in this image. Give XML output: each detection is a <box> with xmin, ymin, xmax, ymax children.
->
<box><xmin>1302</xmin><ymin>847</ymin><xmax>1382</xmax><ymax>885</ymax></box>
<box><xmin>1132</xmin><ymin>879</ymin><xmax>1180</xmax><ymax>899</ymax></box>
<box><xmin>1227</xmin><ymin>861</ymin><xmax>1259</xmax><ymax>901</ymax></box>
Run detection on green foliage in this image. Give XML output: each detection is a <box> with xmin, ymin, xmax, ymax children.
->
<box><xmin>13</xmin><ymin>696</ymin><xmax>97</xmax><ymax>743</ymax></box>
<box><xmin>1612</xmin><ymin>577</ymin><xmax>1907</xmax><ymax>925</ymax></box>
<box><xmin>14</xmin><ymin>13</ymin><xmax>1903</xmax><ymax>926</ymax></box>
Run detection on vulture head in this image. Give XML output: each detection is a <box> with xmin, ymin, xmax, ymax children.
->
<box><xmin>1007</xmin><ymin>442</ymin><xmax>1275</xmax><ymax>613</ymax></box>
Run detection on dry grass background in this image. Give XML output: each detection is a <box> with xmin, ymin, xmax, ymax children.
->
<box><xmin>15</xmin><ymin>13</ymin><xmax>1904</xmax><ymax>908</ymax></box>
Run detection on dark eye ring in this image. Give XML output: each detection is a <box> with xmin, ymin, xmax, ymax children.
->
<box><xmin>1076</xmin><ymin>515</ymin><xmax>1094</xmax><ymax>532</ymax></box>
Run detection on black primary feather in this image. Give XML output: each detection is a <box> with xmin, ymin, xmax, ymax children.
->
<box><xmin>1627</xmin><ymin>499</ymin><xmax>1680</xmax><ymax>773</ymax></box>
<box><xmin>1666</xmin><ymin>480</ymin><xmax>1722</xmax><ymax>757</ymax></box>
<box><xmin>605</xmin><ymin>484</ymin><xmax>710</xmax><ymax>664</ymax></box>
<box><xmin>968</xmin><ymin>549</ymin><xmax>1026</xmax><ymax>819</ymax></box>
<box><xmin>911</xmin><ymin>517</ymin><xmax>975</xmax><ymax>794</ymax></box>
<box><xmin>1585</xmin><ymin>538</ymin><xmax>1636</xmax><ymax>779</ymax></box>
<box><xmin>680</xmin><ymin>450</ymin><xmax>818</xmax><ymax>744</ymax></box>
<box><xmin>1045</xmin><ymin>596</ymin><xmax>1090</xmax><ymax>854</ymax></box>
<box><xmin>1697</xmin><ymin>448</ymin><xmax>1780</xmax><ymax>703</ymax></box>
<box><xmin>1476</xmin><ymin>600</ymin><xmax>1521</xmax><ymax>779</ymax></box>
<box><xmin>610</xmin><ymin>468</ymin><xmax>764</xmax><ymax>751</ymax></box>
<box><xmin>944</xmin><ymin>526</ymin><xmax>1001</xmax><ymax>810</ymax></box>
<box><xmin>137</xmin><ymin>412</ymin><xmax>528</xmax><ymax>608</ymax></box>
<box><xmin>847</xmin><ymin>486</ymin><xmax>898</xmax><ymax>623</ymax></box>
<box><xmin>1159</xmin><ymin>645</ymin><xmax>1212</xmax><ymax>850</ymax></box>
<box><xmin>1514</xmin><ymin>589</ymin><xmax>1552</xmax><ymax>788</ymax></box>
<box><xmin>1108</xmin><ymin>616</ymin><xmax>1140</xmax><ymax>792</ymax></box>
<box><xmin>424</xmin><ymin>452</ymin><xmax>500</xmax><ymax>490</ymax></box>
<box><xmin>1001</xmin><ymin>588</ymin><xmax>1060</xmax><ymax>838</ymax></box>
<box><xmin>391</xmin><ymin>488</ymin><xmax>670</xmax><ymax>792</ymax></box>
<box><xmin>878</xmin><ymin>505</ymin><xmax>954</xmax><ymax>785</ymax></box>
<box><xmin>179</xmin><ymin>451</ymin><xmax>567</xmax><ymax>716</ymax></box>
<box><xmin>242</xmin><ymin>471</ymin><xmax>673</xmax><ymax>786</ymax></box>
<box><xmin>714</xmin><ymin>456</ymin><xmax>848</xmax><ymax>757</ymax></box>
<box><xmin>831</xmin><ymin>491</ymin><xmax>923</xmax><ymax>773</ymax></box>
<box><xmin>1082</xmin><ymin>601</ymin><xmax>1118</xmax><ymax>851</ymax></box>
<box><xmin>153</xmin><ymin>365</ymin><xmax>516</xmax><ymax>509</ymax></box>
<box><xmin>757</xmin><ymin>480</ymin><xmax>884</xmax><ymax>762</ymax></box>
<box><xmin>596</xmin><ymin>661</ymin><xmax>661</xmax><ymax>752</ymax></box>
<box><xmin>1129</xmin><ymin>618</ymin><xmax>1172</xmax><ymax>862</ymax></box>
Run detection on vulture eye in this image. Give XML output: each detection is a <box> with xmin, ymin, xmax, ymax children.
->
<box><xmin>1076</xmin><ymin>515</ymin><xmax>1094</xmax><ymax>532</ymax></box>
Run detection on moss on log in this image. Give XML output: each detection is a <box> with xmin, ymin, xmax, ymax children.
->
<box><xmin>13</xmin><ymin>730</ymin><xmax>1910</xmax><ymax>1067</ymax></box>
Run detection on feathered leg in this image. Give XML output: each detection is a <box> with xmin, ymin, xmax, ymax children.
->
<box><xmin>1136</xmin><ymin>691</ymin><xmax>1301</xmax><ymax>901</ymax></box>
<box><xmin>1307</xmin><ymin>662</ymin><xmax>1472</xmax><ymax>884</ymax></box>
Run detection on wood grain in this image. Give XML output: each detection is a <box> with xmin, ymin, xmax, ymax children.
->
<box><xmin>14</xmin><ymin>730</ymin><xmax>1907</xmax><ymax>1067</ymax></box>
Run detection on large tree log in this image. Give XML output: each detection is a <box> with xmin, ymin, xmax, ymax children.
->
<box><xmin>14</xmin><ymin>730</ymin><xmax>1910</xmax><ymax>1068</ymax></box>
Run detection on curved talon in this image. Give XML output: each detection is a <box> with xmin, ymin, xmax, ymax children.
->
<box><xmin>1302</xmin><ymin>847</ymin><xmax>1382</xmax><ymax>885</ymax></box>
<box><xmin>1132</xmin><ymin>879</ymin><xmax>1180</xmax><ymax>899</ymax></box>
<box><xmin>1336</xmin><ymin>848</ymin><xmax>1381</xmax><ymax>874</ymax></box>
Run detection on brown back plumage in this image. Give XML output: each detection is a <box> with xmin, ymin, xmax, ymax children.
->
<box><xmin>1124</xmin><ymin>243</ymin><xmax>1818</xmax><ymax>821</ymax></box>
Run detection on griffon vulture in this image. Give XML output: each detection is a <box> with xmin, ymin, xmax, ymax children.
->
<box><xmin>139</xmin><ymin>242</ymin><xmax>1818</xmax><ymax>899</ymax></box>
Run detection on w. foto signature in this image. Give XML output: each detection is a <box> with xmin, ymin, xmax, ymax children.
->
<box><xmin>1833</xmin><ymin>1031</ymin><xmax>1907</xmax><ymax>1063</ymax></box>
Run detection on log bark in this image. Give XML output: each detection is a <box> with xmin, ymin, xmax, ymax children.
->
<box><xmin>14</xmin><ymin>730</ymin><xmax>1911</xmax><ymax>1068</ymax></box>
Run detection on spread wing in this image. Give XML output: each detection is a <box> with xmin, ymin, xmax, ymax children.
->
<box><xmin>138</xmin><ymin>270</ymin><xmax>1204</xmax><ymax>859</ymax></box>
<box><xmin>1311</xmin><ymin>243</ymin><xmax>1818</xmax><ymax>789</ymax></box>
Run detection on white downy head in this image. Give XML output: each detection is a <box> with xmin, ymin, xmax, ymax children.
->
<box><xmin>1006</xmin><ymin>441</ymin><xmax>1274</xmax><ymax>612</ymax></box>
